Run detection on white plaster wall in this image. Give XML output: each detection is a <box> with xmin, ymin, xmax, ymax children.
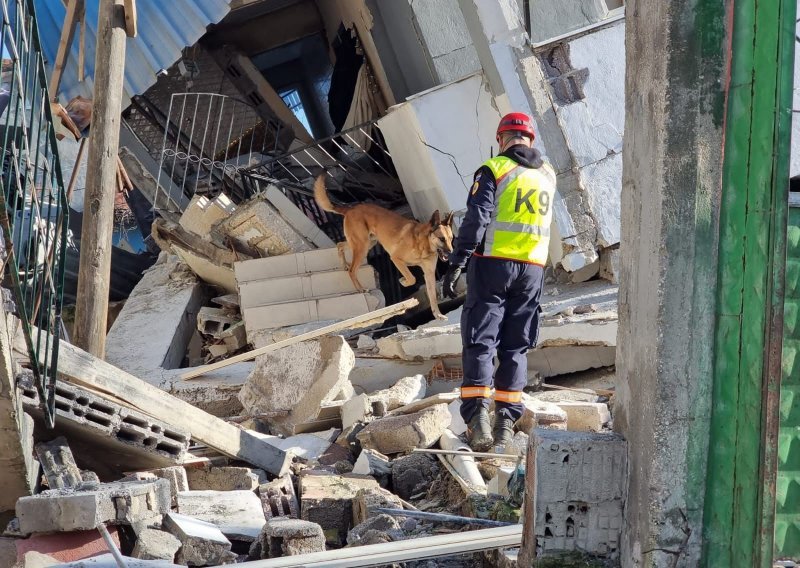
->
<box><xmin>378</xmin><ymin>73</ymin><xmax>502</xmax><ymax>220</ymax></box>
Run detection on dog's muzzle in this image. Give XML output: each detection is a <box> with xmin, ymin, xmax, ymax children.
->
<box><xmin>438</xmin><ymin>248</ymin><xmax>451</xmax><ymax>262</ymax></box>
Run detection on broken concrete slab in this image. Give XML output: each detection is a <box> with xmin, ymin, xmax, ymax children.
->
<box><xmin>347</xmin><ymin>514</ymin><xmax>404</xmax><ymax>547</ymax></box>
<box><xmin>213</xmin><ymin>196</ymin><xmax>313</xmax><ymax>257</ymax></box>
<box><xmin>251</xmin><ymin>518</ymin><xmax>326</xmax><ymax>559</ymax></box>
<box><xmin>264</xmin><ymin>429</ymin><xmax>339</xmax><ymax>462</ymax></box>
<box><xmin>376</xmin><ymin>325</ymin><xmax>461</xmax><ymax>360</ymax></box>
<box><xmin>350</xmin><ymin>358</ymin><xmax>439</xmax><ymax>394</ymax></box>
<box><xmin>341</xmin><ymin>394</ymin><xmax>371</xmax><ymax>430</ymax></box>
<box><xmin>148</xmin><ymin>467</ymin><xmax>187</xmax><ymax>508</ymax></box>
<box><xmin>179</xmin><ymin>194</ymin><xmax>235</xmax><ymax>238</ymax></box>
<box><xmin>238</xmin><ymin>336</ymin><xmax>354</xmax><ymax>436</ymax></box>
<box><xmin>185</xmin><ymin>466</ymin><xmax>266</xmax><ymax>492</ymax></box>
<box><xmin>131</xmin><ymin>528</ymin><xmax>181</xmax><ymax>561</ymax></box>
<box><xmin>528</xmin><ymin>345</ymin><xmax>616</xmax><ymax>378</ymax></box>
<box><xmin>386</xmin><ymin>391</ymin><xmax>460</xmax><ymax>417</ymax></box>
<box><xmin>176</xmin><ymin>490</ymin><xmax>265</xmax><ymax>541</ymax></box>
<box><xmin>16</xmin><ymin>480</ymin><xmax>170</xmax><ymax>534</ymax></box>
<box><xmin>262</xmin><ymin>184</ymin><xmax>335</xmax><ymax>249</ymax></box>
<box><xmin>368</xmin><ymin>375</ymin><xmax>427</xmax><ymax>412</ymax></box>
<box><xmin>356</xmin><ymin>404</ymin><xmax>450</xmax><ymax>455</ymax></box>
<box><xmin>19</xmin><ymin>376</ymin><xmax>190</xmax><ymax>477</ymax></box>
<box><xmin>105</xmin><ymin>254</ymin><xmax>205</xmax><ymax>379</ymax></box>
<box><xmin>162</xmin><ymin>512</ymin><xmax>232</xmax><ymax>567</ymax></box>
<box><xmin>556</xmin><ymin>401</ymin><xmax>612</xmax><ymax>432</ymax></box>
<box><xmin>299</xmin><ymin>473</ymin><xmax>380</xmax><ymax>546</ymax></box>
<box><xmin>35</xmin><ymin>438</ymin><xmax>82</xmax><ymax>490</ymax></box>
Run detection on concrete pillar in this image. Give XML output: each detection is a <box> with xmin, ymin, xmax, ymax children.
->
<box><xmin>0</xmin><ymin>311</ymin><xmax>37</xmax><ymax>513</ymax></box>
<box><xmin>617</xmin><ymin>0</ymin><xmax>793</xmax><ymax>566</ymax></box>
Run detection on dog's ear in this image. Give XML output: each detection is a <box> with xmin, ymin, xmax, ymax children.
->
<box><xmin>444</xmin><ymin>211</ymin><xmax>454</xmax><ymax>227</ymax></box>
<box><xmin>430</xmin><ymin>210</ymin><xmax>441</xmax><ymax>228</ymax></box>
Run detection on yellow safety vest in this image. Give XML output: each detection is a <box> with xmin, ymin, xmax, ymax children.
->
<box><xmin>480</xmin><ymin>155</ymin><xmax>555</xmax><ymax>265</ymax></box>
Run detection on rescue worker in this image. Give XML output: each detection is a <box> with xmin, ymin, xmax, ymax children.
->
<box><xmin>442</xmin><ymin>112</ymin><xmax>556</xmax><ymax>451</ymax></box>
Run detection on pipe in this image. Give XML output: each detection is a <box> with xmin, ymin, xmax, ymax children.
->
<box><xmin>373</xmin><ymin>508</ymin><xmax>512</xmax><ymax>527</ymax></box>
<box><xmin>438</xmin><ymin>429</ymin><xmax>487</xmax><ymax>494</ymax></box>
<box><xmin>96</xmin><ymin>523</ymin><xmax>127</xmax><ymax>568</ymax></box>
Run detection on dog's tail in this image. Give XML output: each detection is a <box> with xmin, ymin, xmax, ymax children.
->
<box><xmin>313</xmin><ymin>175</ymin><xmax>349</xmax><ymax>216</ymax></box>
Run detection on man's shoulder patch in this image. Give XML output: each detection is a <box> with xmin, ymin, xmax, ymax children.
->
<box><xmin>471</xmin><ymin>172</ymin><xmax>482</xmax><ymax>195</ymax></box>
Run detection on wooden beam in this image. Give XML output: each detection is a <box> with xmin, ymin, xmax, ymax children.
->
<box><xmin>49</xmin><ymin>0</ymin><xmax>83</xmax><ymax>99</ymax></box>
<box><xmin>77</xmin><ymin>3</ymin><xmax>86</xmax><ymax>82</ymax></box>
<box><xmin>123</xmin><ymin>0</ymin><xmax>137</xmax><ymax>37</ymax></box>
<box><xmin>73</xmin><ymin>0</ymin><xmax>127</xmax><ymax>357</ymax></box>
<box><xmin>181</xmin><ymin>299</ymin><xmax>419</xmax><ymax>380</ymax></box>
<box><xmin>47</xmin><ymin>340</ymin><xmax>291</xmax><ymax>476</ymax></box>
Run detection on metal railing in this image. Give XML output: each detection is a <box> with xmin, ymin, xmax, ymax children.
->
<box><xmin>0</xmin><ymin>0</ymin><xmax>69</xmax><ymax>427</ymax></box>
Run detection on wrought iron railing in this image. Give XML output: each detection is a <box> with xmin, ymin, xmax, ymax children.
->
<box><xmin>0</xmin><ymin>0</ymin><xmax>69</xmax><ymax>427</ymax></box>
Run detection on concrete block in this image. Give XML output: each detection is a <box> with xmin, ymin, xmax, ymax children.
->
<box><xmin>556</xmin><ymin>401</ymin><xmax>611</xmax><ymax>432</ymax></box>
<box><xmin>251</xmin><ymin>518</ymin><xmax>325</xmax><ymax>559</ymax></box>
<box><xmin>525</xmin><ymin>429</ymin><xmax>627</xmax><ymax>558</ymax></box>
<box><xmin>196</xmin><ymin>307</ymin><xmax>238</xmax><ymax>338</ymax></box>
<box><xmin>242</xmin><ymin>290</ymin><xmax>384</xmax><ymax>332</ymax></box>
<box><xmin>105</xmin><ymin>254</ymin><xmax>204</xmax><ymax>378</ymax></box>
<box><xmin>347</xmin><ymin>514</ymin><xmax>403</xmax><ymax>547</ymax></box>
<box><xmin>391</xmin><ymin>452</ymin><xmax>440</xmax><ymax>500</ymax></box>
<box><xmin>13</xmin><ymin>528</ymin><xmax>120</xmax><ymax>564</ymax></box>
<box><xmin>341</xmin><ymin>394</ymin><xmax>372</xmax><ymax>430</ymax></box>
<box><xmin>162</xmin><ymin>512</ymin><xmax>232</xmax><ymax>566</ymax></box>
<box><xmin>368</xmin><ymin>375</ymin><xmax>427</xmax><ymax>412</ymax></box>
<box><xmin>186</xmin><ymin>466</ymin><xmax>266</xmax><ymax>491</ymax></box>
<box><xmin>299</xmin><ymin>473</ymin><xmax>380</xmax><ymax>546</ymax></box>
<box><xmin>599</xmin><ymin>247</ymin><xmax>620</xmax><ymax>284</ymax></box>
<box><xmin>176</xmin><ymin>490</ymin><xmax>265</xmax><ymax>541</ymax></box>
<box><xmin>148</xmin><ymin>467</ymin><xmax>188</xmax><ymax>508</ymax></box>
<box><xmin>259</xmin><ymin>475</ymin><xmax>299</xmax><ymax>519</ymax></box>
<box><xmin>516</xmin><ymin>394</ymin><xmax>569</xmax><ymax>434</ymax></box>
<box><xmin>238</xmin><ymin>265</ymin><xmax>378</xmax><ymax>309</ymax></box>
<box><xmin>131</xmin><ymin>528</ymin><xmax>181</xmax><ymax>561</ymax></box>
<box><xmin>352</xmin><ymin>487</ymin><xmax>404</xmax><ymax>526</ymax></box>
<box><xmin>238</xmin><ymin>336</ymin><xmax>355</xmax><ymax>436</ymax></box>
<box><xmin>234</xmin><ymin>247</ymin><xmax>363</xmax><ymax>283</ymax></box>
<box><xmin>356</xmin><ymin>404</ymin><xmax>450</xmax><ymax>455</ymax></box>
<box><xmin>35</xmin><ymin>437</ymin><xmax>82</xmax><ymax>490</ymax></box>
<box><xmin>16</xmin><ymin>480</ymin><xmax>170</xmax><ymax>534</ymax></box>
<box><xmin>213</xmin><ymin>196</ymin><xmax>313</xmax><ymax>257</ymax></box>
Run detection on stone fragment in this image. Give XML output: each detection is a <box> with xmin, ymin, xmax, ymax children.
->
<box><xmin>250</xmin><ymin>518</ymin><xmax>325</xmax><ymax>559</ymax></box>
<box><xmin>238</xmin><ymin>336</ymin><xmax>355</xmax><ymax>436</ymax></box>
<box><xmin>16</xmin><ymin>480</ymin><xmax>170</xmax><ymax>534</ymax></box>
<box><xmin>131</xmin><ymin>528</ymin><xmax>181</xmax><ymax>561</ymax></box>
<box><xmin>262</xmin><ymin>429</ymin><xmax>339</xmax><ymax>463</ymax></box>
<box><xmin>391</xmin><ymin>452</ymin><xmax>440</xmax><ymax>500</ymax></box>
<box><xmin>352</xmin><ymin>449</ymin><xmax>392</xmax><ymax>486</ymax></box>
<box><xmin>185</xmin><ymin>466</ymin><xmax>266</xmax><ymax>492</ymax></box>
<box><xmin>356</xmin><ymin>334</ymin><xmax>377</xmax><ymax>349</ymax></box>
<box><xmin>556</xmin><ymin>401</ymin><xmax>612</xmax><ymax>432</ymax></box>
<box><xmin>150</xmin><ymin>467</ymin><xmax>188</xmax><ymax>508</ymax></box>
<box><xmin>515</xmin><ymin>394</ymin><xmax>568</xmax><ymax>434</ymax></box>
<box><xmin>163</xmin><ymin>512</ymin><xmax>232</xmax><ymax>567</ymax></box>
<box><xmin>299</xmin><ymin>473</ymin><xmax>380</xmax><ymax>546</ymax></box>
<box><xmin>368</xmin><ymin>375</ymin><xmax>427</xmax><ymax>411</ymax></box>
<box><xmin>35</xmin><ymin>437</ymin><xmax>82</xmax><ymax>490</ymax></box>
<box><xmin>352</xmin><ymin>487</ymin><xmax>405</xmax><ymax>525</ymax></box>
<box><xmin>176</xmin><ymin>490</ymin><xmax>265</xmax><ymax>541</ymax></box>
<box><xmin>347</xmin><ymin>514</ymin><xmax>404</xmax><ymax>546</ymax></box>
<box><xmin>599</xmin><ymin>247</ymin><xmax>620</xmax><ymax>284</ymax></box>
<box><xmin>376</xmin><ymin>326</ymin><xmax>461</xmax><ymax>360</ymax></box>
<box><xmin>341</xmin><ymin>394</ymin><xmax>371</xmax><ymax>430</ymax></box>
<box><xmin>356</xmin><ymin>404</ymin><xmax>450</xmax><ymax>455</ymax></box>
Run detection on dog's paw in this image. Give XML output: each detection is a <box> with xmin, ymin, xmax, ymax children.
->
<box><xmin>433</xmin><ymin>312</ymin><xmax>448</xmax><ymax>321</ymax></box>
<box><xmin>399</xmin><ymin>277</ymin><xmax>416</xmax><ymax>287</ymax></box>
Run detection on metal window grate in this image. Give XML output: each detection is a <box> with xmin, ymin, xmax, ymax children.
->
<box><xmin>0</xmin><ymin>0</ymin><xmax>69</xmax><ymax>428</ymax></box>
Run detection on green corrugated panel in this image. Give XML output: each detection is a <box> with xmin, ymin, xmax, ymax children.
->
<box><xmin>778</xmin><ymin>207</ymin><xmax>800</xmax><ymax>559</ymax></box>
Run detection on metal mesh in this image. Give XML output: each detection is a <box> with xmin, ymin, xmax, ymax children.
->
<box><xmin>0</xmin><ymin>0</ymin><xmax>69</xmax><ymax>428</ymax></box>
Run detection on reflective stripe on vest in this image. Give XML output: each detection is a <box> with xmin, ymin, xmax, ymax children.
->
<box><xmin>481</xmin><ymin>156</ymin><xmax>555</xmax><ymax>265</ymax></box>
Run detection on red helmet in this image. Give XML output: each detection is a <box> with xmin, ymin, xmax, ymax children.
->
<box><xmin>496</xmin><ymin>112</ymin><xmax>536</xmax><ymax>142</ymax></box>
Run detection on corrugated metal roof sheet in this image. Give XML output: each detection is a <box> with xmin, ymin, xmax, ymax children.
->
<box><xmin>35</xmin><ymin>0</ymin><xmax>232</xmax><ymax>108</ymax></box>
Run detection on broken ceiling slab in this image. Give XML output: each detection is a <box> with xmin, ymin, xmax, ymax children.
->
<box><xmin>105</xmin><ymin>253</ymin><xmax>205</xmax><ymax>380</ymax></box>
<box><xmin>178</xmin><ymin>193</ymin><xmax>235</xmax><ymax>238</ymax></box>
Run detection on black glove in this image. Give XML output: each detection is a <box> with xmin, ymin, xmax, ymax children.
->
<box><xmin>442</xmin><ymin>265</ymin><xmax>462</xmax><ymax>299</ymax></box>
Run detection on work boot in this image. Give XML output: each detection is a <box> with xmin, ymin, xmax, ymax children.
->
<box><xmin>466</xmin><ymin>407</ymin><xmax>493</xmax><ymax>452</ymax></box>
<box><xmin>493</xmin><ymin>416</ymin><xmax>515</xmax><ymax>450</ymax></box>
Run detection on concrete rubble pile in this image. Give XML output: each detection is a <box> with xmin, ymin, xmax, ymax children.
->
<box><xmin>0</xmin><ymin>178</ymin><xmax>625</xmax><ymax>565</ymax></box>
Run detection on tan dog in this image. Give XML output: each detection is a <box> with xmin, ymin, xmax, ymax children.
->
<box><xmin>314</xmin><ymin>175</ymin><xmax>454</xmax><ymax>320</ymax></box>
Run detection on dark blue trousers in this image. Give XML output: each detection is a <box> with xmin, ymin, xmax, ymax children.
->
<box><xmin>459</xmin><ymin>256</ymin><xmax>544</xmax><ymax>423</ymax></box>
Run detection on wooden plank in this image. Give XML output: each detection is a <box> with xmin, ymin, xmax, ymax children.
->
<box><xmin>47</xmin><ymin>340</ymin><xmax>291</xmax><ymax>476</ymax></box>
<box><xmin>48</xmin><ymin>0</ymin><xmax>82</xmax><ymax>99</ymax></box>
<box><xmin>77</xmin><ymin>5</ymin><xmax>86</xmax><ymax>82</ymax></box>
<box><xmin>123</xmin><ymin>0</ymin><xmax>137</xmax><ymax>37</ymax></box>
<box><xmin>73</xmin><ymin>0</ymin><xmax>128</xmax><ymax>357</ymax></box>
<box><xmin>181</xmin><ymin>299</ymin><xmax>419</xmax><ymax>380</ymax></box>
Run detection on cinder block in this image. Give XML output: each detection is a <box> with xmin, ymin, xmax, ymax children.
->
<box><xmin>131</xmin><ymin>527</ymin><xmax>181</xmax><ymax>561</ymax></box>
<box><xmin>243</xmin><ymin>290</ymin><xmax>384</xmax><ymax>331</ymax></box>
<box><xmin>186</xmin><ymin>466</ymin><xmax>266</xmax><ymax>491</ymax></box>
<box><xmin>19</xmin><ymin>376</ymin><xmax>190</xmax><ymax>466</ymax></box>
<box><xmin>526</xmin><ymin>429</ymin><xmax>626</xmax><ymax>559</ymax></box>
<box><xmin>234</xmin><ymin>248</ymin><xmax>364</xmax><ymax>283</ymax></box>
<box><xmin>237</xmin><ymin>265</ymin><xmax>378</xmax><ymax>309</ymax></box>
<box><xmin>35</xmin><ymin>437</ymin><xmax>82</xmax><ymax>490</ymax></box>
